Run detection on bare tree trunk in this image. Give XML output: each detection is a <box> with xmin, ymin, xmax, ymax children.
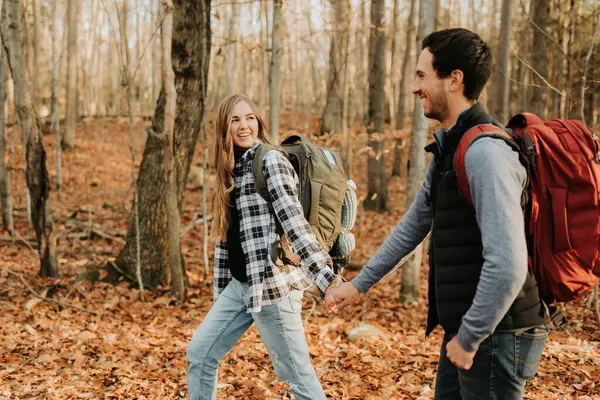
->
<box><xmin>62</xmin><ymin>0</ymin><xmax>78</xmax><ymax>149</ymax></box>
<box><xmin>302</xmin><ymin>2</ymin><xmax>320</xmax><ymax>111</ymax></box>
<box><xmin>363</xmin><ymin>0</ymin><xmax>388</xmax><ymax>212</ymax></box>
<box><xmin>392</xmin><ymin>0</ymin><xmax>417</xmax><ymax>178</ymax></box>
<box><xmin>559</xmin><ymin>3</ymin><xmax>570</xmax><ymax>119</ymax></box>
<box><xmin>83</xmin><ymin>0</ymin><xmax>99</xmax><ymax>116</ymax></box>
<box><xmin>517</xmin><ymin>22</ymin><xmax>531</xmax><ymax>113</ymax></box>
<box><xmin>1</xmin><ymin>0</ymin><xmax>58</xmax><ymax>277</ymax></box>
<box><xmin>201</xmin><ymin>35</ymin><xmax>210</xmax><ymax>280</ymax></box>
<box><xmin>566</xmin><ymin>0</ymin><xmax>576</xmax><ymax>118</ymax></box>
<box><xmin>361</xmin><ymin>0</ymin><xmax>369</xmax><ymax>124</ymax></box>
<box><xmin>113</xmin><ymin>0</ymin><xmax>211</xmax><ymax>289</ymax></box>
<box><xmin>400</xmin><ymin>0</ymin><xmax>434</xmax><ymax>304</ymax></box>
<box><xmin>226</xmin><ymin>0</ymin><xmax>239</xmax><ymax>95</ymax></box>
<box><xmin>119</xmin><ymin>0</ymin><xmax>145</xmax><ymax>299</ymax></box>
<box><xmin>389</xmin><ymin>0</ymin><xmax>400</xmax><ymax>129</ymax></box>
<box><xmin>152</xmin><ymin>0</ymin><xmax>159</xmax><ymax>106</ymax></box>
<box><xmin>580</xmin><ymin>7</ymin><xmax>600</xmax><ymax>126</ymax></box>
<box><xmin>135</xmin><ymin>0</ymin><xmax>144</xmax><ymax>108</ymax></box>
<box><xmin>93</xmin><ymin>10</ymin><xmax>105</xmax><ymax>115</ymax></box>
<box><xmin>269</xmin><ymin>0</ymin><xmax>282</xmax><ymax>142</ymax></box>
<box><xmin>31</xmin><ymin>0</ymin><xmax>40</xmax><ymax>113</ymax></box>
<box><xmin>160</xmin><ymin>0</ymin><xmax>184</xmax><ymax>302</ymax></box>
<box><xmin>492</xmin><ymin>0</ymin><xmax>514</xmax><ymax>123</ymax></box>
<box><xmin>51</xmin><ymin>0</ymin><xmax>61</xmax><ymax>199</ymax></box>
<box><xmin>341</xmin><ymin>5</ymin><xmax>353</xmax><ymax>177</ymax></box>
<box><xmin>530</xmin><ymin>0</ymin><xmax>549</xmax><ymax>118</ymax></box>
<box><xmin>486</xmin><ymin>0</ymin><xmax>498</xmax><ymax>114</ymax></box>
<box><xmin>0</xmin><ymin>46</ymin><xmax>12</xmax><ymax>234</ymax></box>
<box><xmin>321</xmin><ymin>0</ymin><xmax>350</xmax><ymax>135</ymax></box>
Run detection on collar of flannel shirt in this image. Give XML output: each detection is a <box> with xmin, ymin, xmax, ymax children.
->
<box><xmin>235</xmin><ymin>138</ymin><xmax>263</xmax><ymax>170</ymax></box>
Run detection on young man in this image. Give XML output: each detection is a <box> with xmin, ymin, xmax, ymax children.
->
<box><xmin>327</xmin><ymin>28</ymin><xmax>549</xmax><ymax>399</ymax></box>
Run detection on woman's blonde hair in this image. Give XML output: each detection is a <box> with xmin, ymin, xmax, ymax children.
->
<box><xmin>210</xmin><ymin>94</ymin><xmax>270</xmax><ymax>241</ymax></box>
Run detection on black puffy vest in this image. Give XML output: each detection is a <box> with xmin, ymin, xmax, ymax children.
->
<box><xmin>425</xmin><ymin>103</ymin><xmax>547</xmax><ymax>336</ymax></box>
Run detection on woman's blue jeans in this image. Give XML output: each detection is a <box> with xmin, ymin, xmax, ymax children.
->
<box><xmin>186</xmin><ymin>279</ymin><xmax>326</xmax><ymax>400</ymax></box>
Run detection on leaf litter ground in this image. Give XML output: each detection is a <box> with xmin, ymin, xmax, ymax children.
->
<box><xmin>1</xmin><ymin>118</ymin><xmax>599</xmax><ymax>399</ymax></box>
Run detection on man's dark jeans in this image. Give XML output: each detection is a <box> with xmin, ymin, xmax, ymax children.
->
<box><xmin>434</xmin><ymin>325</ymin><xmax>549</xmax><ymax>400</ymax></box>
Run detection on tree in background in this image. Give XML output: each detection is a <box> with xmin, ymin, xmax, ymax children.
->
<box><xmin>363</xmin><ymin>0</ymin><xmax>388</xmax><ymax>212</ymax></box>
<box><xmin>530</xmin><ymin>0</ymin><xmax>549</xmax><ymax>118</ymax></box>
<box><xmin>321</xmin><ymin>0</ymin><xmax>350</xmax><ymax>136</ymax></box>
<box><xmin>62</xmin><ymin>0</ymin><xmax>78</xmax><ymax>150</ymax></box>
<box><xmin>112</xmin><ymin>0</ymin><xmax>211</xmax><ymax>291</ymax></box>
<box><xmin>400</xmin><ymin>0</ymin><xmax>435</xmax><ymax>304</ymax></box>
<box><xmin>1</xmin><ymin>0</ymin><xmax>58</xmax><ymax>277</ymax></box>
<box><xmin>269</xmin><ymin>0</ymin><xmax>282</xmax><ymax>142</ymax></box>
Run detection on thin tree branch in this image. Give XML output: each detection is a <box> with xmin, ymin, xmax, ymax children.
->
<box><xmin>15</xmin><ymin>230</ymin><xmax>38</xmax><ymax>255</ymax></box>
<box><xmin>513</xmin><ymin>51</ymin><xmax>563</xmax><ymax>96</ymax></box>
<box><xmin>108</xmin><ymin>260</ymin><xmax>138</xmax><ymax>283</ymax></box>
<box><xmin>518</xmin><ymin>0</ymin><xmax>583</xmax><ymax>75</ymax></box>
<box><xmin>1</xmin><ymin>267</ymin><xmax>97</xmax><ymax>315</ymax></box>
<box><xmin>181</xmin><ymin>214</ymin><xmax>212</xmax><ymax>235</ymax></box>
<box><xmin>130</xmin><ymin>7</ymin><xmax>166</xmax><ymax>81</ymax></box>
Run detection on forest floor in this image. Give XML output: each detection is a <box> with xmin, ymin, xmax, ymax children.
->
<box><xmin>1</xmin><ymin>116</ymin><xmax>599</xmax><ymax>399</ymax></box>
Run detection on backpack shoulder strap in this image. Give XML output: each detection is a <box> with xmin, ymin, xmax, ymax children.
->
<box><xmin>252</xmin><ymin>143</ymin><xmax>283</xmax><ymax>201</ymax></box>
<box><xmin>454</xmin><ymin>123</ymin><xmax>514</xmax><ymax>206</ymax></box>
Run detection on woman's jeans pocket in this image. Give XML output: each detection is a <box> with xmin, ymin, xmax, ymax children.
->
<box><xmin>516</xmin><ymin>325</ymin><xmax>549</xmax><ymax>379</ymax></box>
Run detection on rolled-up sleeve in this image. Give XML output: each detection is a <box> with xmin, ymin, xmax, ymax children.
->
<box><xmin>263</xmin><ymin>150</ymin><xmax>335</xmax><ymax>297</ymax></box>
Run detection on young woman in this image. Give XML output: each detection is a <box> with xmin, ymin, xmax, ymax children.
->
<box><xmin>186</xmin><ymin>94</ymin><xmax>340</xmax><ymax>400</ymax></box>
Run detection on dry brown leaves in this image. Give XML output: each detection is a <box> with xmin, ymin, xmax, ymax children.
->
<box><xmin>1</xmin><ymin>117</ymin><xmax>599</xmax><ymax>399</ymax></box>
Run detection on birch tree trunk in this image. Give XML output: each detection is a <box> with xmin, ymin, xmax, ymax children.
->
<box><xmin>400</xmin><ymin>0</ymin><xmax>434</xmax><ymax>304</ymax></box>
<box><xmin>1</xmin><ymin>0</ymin><xmax>58</xmax><ymax>277</ymax></box>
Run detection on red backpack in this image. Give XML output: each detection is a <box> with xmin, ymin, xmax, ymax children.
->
<box><xmin>455</xmin><ymin>113</ymin><xmax>600</xmax><ymax>303</ymax></box>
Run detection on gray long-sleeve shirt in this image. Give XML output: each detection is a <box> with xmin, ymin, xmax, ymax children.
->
<box><xmin>352</xmin><ymin>134</ymin><xmax>528</xmax><ymax>353</ymax></box>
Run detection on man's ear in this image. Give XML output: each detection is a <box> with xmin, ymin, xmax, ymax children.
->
<box><xmin>449</xmin><ymin>70</ymin><xmax>464</xmax><ymax>92</ymax></box>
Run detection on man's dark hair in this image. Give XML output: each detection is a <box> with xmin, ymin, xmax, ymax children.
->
<box><xmin>422</xmin><ymin>28</ymin><xmax>492</xmax><ymax>100</ymax></box>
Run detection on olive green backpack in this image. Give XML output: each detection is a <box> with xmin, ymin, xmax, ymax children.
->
<box><xmin>252</xmin><ymin>135</ymin><xmax>356</xmax><ymax>273</ymax></box>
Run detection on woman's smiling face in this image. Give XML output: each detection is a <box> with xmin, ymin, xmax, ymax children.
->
<box><xmin>229</xmin><ymin>101</ymin><xmax>259</xmax><ymax>149</ymax></box>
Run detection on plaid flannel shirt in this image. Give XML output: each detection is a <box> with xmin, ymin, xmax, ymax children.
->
<box><xmin>213</xmin><ymin>140</ymin><xmax>336</xmax><ymax>313</ymax></box>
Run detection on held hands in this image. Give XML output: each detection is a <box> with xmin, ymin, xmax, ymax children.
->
<box><xmin>445</xmin><ymin>336</ymin><xmax>476</xmax><ymax>370</ymax></box>
<box><xmin>324</xmin><ymin>278</ymin><xmax>361</xmax><ymax>313</ymax></box>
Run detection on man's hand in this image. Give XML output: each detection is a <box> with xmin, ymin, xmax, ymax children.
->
<box><xmin>325</xmin><ymin>281</ymin><xmax>361</xmax><ymax>313</ymax></box>
<box><xmin>324</xmin><ymin>277</ymin><xmax>343</xmax><ymax>311</ymax></box>
<box><xmin>445</xmin><ymin>336</ymin><xmax>476</xmax><ymax>370</ymax></box>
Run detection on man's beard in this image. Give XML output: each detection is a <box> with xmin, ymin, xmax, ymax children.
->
<box><xmin>424</xmin><ymin>88</ymin><xmax>449</xmax><ymax>123</ymax></box>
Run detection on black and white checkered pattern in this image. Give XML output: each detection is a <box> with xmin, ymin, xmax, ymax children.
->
<box><xmin>213</xmin><ymin>140</ymin><xmax>336</xmax><ymax>312</ymax></box>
